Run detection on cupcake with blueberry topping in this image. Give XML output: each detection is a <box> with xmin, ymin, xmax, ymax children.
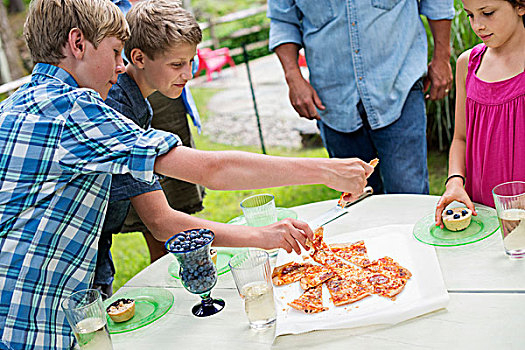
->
<box><xmin>442</xmin><ymin>207</ymin><xmax>472</xmax><ymax>231</ymax></box>
<box><xmin>106</xmin><ymin>298</ymin><xmax>135</xmax><ymax>323</ymax></box>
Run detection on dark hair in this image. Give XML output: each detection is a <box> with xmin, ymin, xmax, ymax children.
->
<box><xmin>505</xmin><ymin>0</ymin><xmax>525</xmax><ymax>26</ymax></box>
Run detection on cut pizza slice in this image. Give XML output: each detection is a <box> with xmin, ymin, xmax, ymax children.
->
<box><xmin>365</xmin><ymin>256</ymin><xmax>412</xmax><ymax>299</ymax></box>
<box><xmin>272</xmin><ymin>262</ymin><xmax>311</xmax><ymax>286</ymax></box>
<box><xmin>288</xmin><ymin>284</ymin><xmax>328</xmax><ymax>314</ymax></box>
<box><xmin>299</xmin><ymin>264</ymin><xmax>335</xmax><ymax>290</ymax></box>
<box><xmin>338</xmin><ymin>158</ymin><xmax>379</xmax><ymax>207</ymax></box>
<box><xmin>305</xmin><ymin>226</ymin><xmax>329</xmax><ymax>251</ymax></box>
<box><xmin>330</xmin><ymin>240</ymin><xmax>372</xmax><ymax>267</ymax></box>
<box><xmin>310</xmin><ymin>248</ymin><xmax>356</xmax><ymax>278</ymax></box>
<box><xmin>325</xmin><ymin>274</ymin><xmax>371</xmax><ymax>307</ymax></box>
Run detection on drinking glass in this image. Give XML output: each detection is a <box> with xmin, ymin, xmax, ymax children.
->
<box><xmin>229</xmin><ymin>249</ymin><xmax>276</xmax><ymax>329</ymax></box>
<box><xmin>240</xmin><ymin>194</ymin><xmax>279</xmax><ymax>256</ymax></box>
<box><xmin>492</xmin><ymin>181</ymin><xmax>525</xmax><ymax>259</ymax></box>
<box><xmin>61</xmin><ymin>289</ymin><xmax>113</xmax><ymax>350</ymax></box>
<box><xmin>165</xmin><ymin>229</ymin><xmax>225</xmax><ymax>317</ymax></box>
<box><xmin>240</xmin><ymin>194</ymin><xmax>277</xmax><ymax>227</ymax></box>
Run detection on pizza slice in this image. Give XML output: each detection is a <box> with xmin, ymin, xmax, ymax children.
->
<box><xmin>310</xmin><ymin>248</ymin><xmax>355</xmax><ymax>278</ymax></box>
<box><xmin>272</xmin><ymin>262</ymin><xmax>311</xmax><ymax>286</ymax></box>
<box><xmin>330</xmin><ymin>240</ymin><xmax>372</xmax><ymax>267</ymax></box>
<box><xmin>288</xmin><ymin>284</ymin><xmax>328</xmax><ymax>314</ymax></box>
<box><xmin>306</xmin><ymin>226</ymin><xmax>329</xmax><ymax>251</ymax></box>
<box><xmin>299</xmin><ymin>264</ymin><xmax>335</xmax><ymax>290</ymax></box>
<box><xmin>338</xmin><ymin>158</ymin><xmax>379</xmax><ymax>207</ymax></box>
<box><xmin>365</xmin><ymin>256</ymin><xmax>412</xmax><ymax>299</ymax></box>
<box><xmin>325</xmin><ymin>274</ymin><xmax>371</xmax><ymax>307</ymax></box>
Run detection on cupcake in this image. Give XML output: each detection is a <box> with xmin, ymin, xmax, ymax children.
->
<box><xmin>442</xmin><ymin>207</ymin><xmax>472</xmax><ymax>231</ymax></box>
<box><xmin>106</xmin><ymin>298</ymin><xmax>135</xmax><ymax>323</ymax></box>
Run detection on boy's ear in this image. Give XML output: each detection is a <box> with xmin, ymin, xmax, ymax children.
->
<box><xmin>67</xmin><ymin>28</ymin><xmax>86</xmax><ymax>60</ymax></box>
<box><xmin>130</xmin><ymin>48</ymin><xmax>147</xmax><ymax>69</ymax></box>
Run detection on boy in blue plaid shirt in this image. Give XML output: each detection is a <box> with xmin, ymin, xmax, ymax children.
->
<box><xmin>0</xmin><ymin>0</ymin><xmax>372</xmax><ymax>348</ymax></box>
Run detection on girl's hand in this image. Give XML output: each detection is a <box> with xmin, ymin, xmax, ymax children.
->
<box><xmin>435</xmin><ymin>178</ymin><xmax>477</xmax><ymax>228</ymax></box>
<box><xmin>254</xmin><ymin>218</ymin><xmax>314</xmax><ymax>255</ymax></box>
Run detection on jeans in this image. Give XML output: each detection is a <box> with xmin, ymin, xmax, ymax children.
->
<box><xmin>318</xmin><ymin>79</ymin><xmax>429</xmax><ymax>195</ymax></box>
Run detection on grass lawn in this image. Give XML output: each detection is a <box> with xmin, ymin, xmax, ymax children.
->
<box><xmin>111</xmin><ymin>88</ymin><xmax>449</xmax><ymax>292</ymax></box>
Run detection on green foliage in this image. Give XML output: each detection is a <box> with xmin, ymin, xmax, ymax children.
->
<box><xmin>112</xmin><ymin>233</ymin><xmax>150</xmax><ymax>290</ymax></box>
<box><xmin>192</xmin><ymin>0</ymin><xmax>265</xmax><ymax>20</ymax></box>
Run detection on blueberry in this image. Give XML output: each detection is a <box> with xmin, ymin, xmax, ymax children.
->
<box><xmin>446</xmin><ymin>209</ymin><xmax>453</xmax><ymax>215</ymax></box>
<box><xmin>462</xmin><ymin>210</ymin><xmax>468</xmax><ymax>216</ymax></box>
<box><xmin>453</xmin><ymin>213</ymin><xmax>460</xmax><ymax>219</ymax></box>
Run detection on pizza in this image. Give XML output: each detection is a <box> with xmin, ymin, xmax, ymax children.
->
<box><xmin>365</xmin><ymin>257</ymin><xmax>412</xmax><ymax>299</ymax></box>
<box><xmin>325</xmin><ymin>274</ymin><xmax>371</xmax><ymax>306</ymax></box>
<box><xmin>288</xmin><ymin>285</ymin><xmax>328</xmax><ymax>314</ymax></box>
<box><xmin>310</xmin><ymin>248</ymin><xmax>351</xmax><ymax>278</ymax></box>
<box><xmin>330</xmin><ymin>240</ymin><xmax>372</xmax><ymax>267</ymax></box>
<box><xmin>272</xmin><ymin>262</ymin><xmax>310</xmax><ymax>286</ymax></box>
<box><xmin>273</xmin><ymin>226</ymin><xmax>412</xmax><ymax>313</ymax></box>
<box><xmin>338</xmin><ymin>158</ymin><xmax>379</xmax><ymax>207</ymax></box>
<box><xmin>299</xmin><ymin>264</ymin><xmax>334</xmax><ymax>290</ymax></box>
<box><xmin>306</xmin><ymin>226</ymin><xmax>329</xmax><ymax>251</ymax></box>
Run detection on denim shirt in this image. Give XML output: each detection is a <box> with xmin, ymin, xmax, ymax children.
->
<box><xmin>268</xmin><ymin>0</ymin><xmax>455</xmax><ymax>132</ymax></box>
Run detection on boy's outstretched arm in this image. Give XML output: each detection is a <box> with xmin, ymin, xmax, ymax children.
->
<box><xmin>130</xmin><ymin>190</ymin><xmax>314</xmax><ymax>254</ymax></box>
<box><xmin>154</xmin><ymin>147</ymin><xmax>374</xmax><ymax>201</ymax></box>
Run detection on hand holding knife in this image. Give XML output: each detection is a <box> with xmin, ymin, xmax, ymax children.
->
<box><xmin>308</xmin><ymin>159</ymin><xmax>378</xmax><ymax>228</ymax></box>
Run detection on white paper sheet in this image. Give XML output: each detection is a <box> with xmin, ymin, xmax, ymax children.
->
<box><xmin>274</xmin><ymin>224</ymin><xmax>449</xmax><ymax>337</ymax></box>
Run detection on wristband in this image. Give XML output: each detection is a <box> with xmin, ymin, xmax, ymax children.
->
<box><xmin>445</xmin><ymin>174</ymin><xmax>466</xmax><ymax>186</ymax></box>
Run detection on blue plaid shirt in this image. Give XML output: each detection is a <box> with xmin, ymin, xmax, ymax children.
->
<box><xmin>0</xmin><ymin>63</ymin><xmax>180</xmax><ymax>350</ymax></box>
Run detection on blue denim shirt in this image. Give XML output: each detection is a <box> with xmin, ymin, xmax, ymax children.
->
<box><xmin>268</xmin><ymin>0</ymin><xmax>455</xmax><ymax>133</ymax></box>
<box><xmin>94</xmin><ymin>73</ymin><xmax>164</xmax><ymax>286</ymax></box>
<box><xmin>105</xmin><ymin>72</ymin><xmax>162</xmax><ymax>204</ymax></box>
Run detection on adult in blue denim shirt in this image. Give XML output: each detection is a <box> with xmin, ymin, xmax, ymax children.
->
<box><xmin>268</xmin><ymin>0</ymin><xmax>455</xmax><ymax>194</ymax></box>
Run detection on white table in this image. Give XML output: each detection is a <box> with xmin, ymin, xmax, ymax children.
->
<box><xmin>112</xmin><ymin>194</ymin><xmax>525</xmax><ymax>349</ymax></box>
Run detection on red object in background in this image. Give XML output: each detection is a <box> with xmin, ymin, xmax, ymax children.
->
<box><xmin>298</xmin><ymin>51</ymin><xmax>307</xmax><ymax>67</ymax></box>
<box><xmin>196</xmin><ymin>48</ymin><xmax>236</xmax><ymax>82</ymax></box>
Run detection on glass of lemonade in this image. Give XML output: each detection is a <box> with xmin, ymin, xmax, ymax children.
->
<box><xmin>61</xmin><ymin>289</ymin><xmax>113</xmax><ymax>350</ymax></box>
<box><xmin>229</xmin><ymin>250</ymin><xmax>277</xmax><ymax>329</ymax></box>
<box><xmin>493</xmin><ymin>181</ymin><xmax>525</xmax><ymax>259</ymax></box>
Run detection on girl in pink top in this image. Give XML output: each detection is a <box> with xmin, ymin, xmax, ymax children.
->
<box><xmin>436</xmin><ymin>0</ymin><xmax>525</xmax><ymax>227</ymax></box>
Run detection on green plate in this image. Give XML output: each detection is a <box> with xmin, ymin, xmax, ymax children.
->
<box><xmin>413</xmin><ymin>206</ymin><xmax>500</xmax><ymax>247</ymax></box>
<box><xmin>168</xmin><ymin>247</ymin><xmax>248</xmax><ymax>279</ymax></box>
<box><xmin>104</xmin><ymin>288</ymin><xmax>173</xmax><ymax>334</ymax></box>
<box><xmin>226</xmin><ymin>207</ymin><xmax>298</xmax><ymax>226</ymax></box>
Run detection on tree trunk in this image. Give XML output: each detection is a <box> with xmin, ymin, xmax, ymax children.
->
<box><xmin>0</xmin><ymin>2</ymin><xmax>24</xmax><ymax>83</ymax></box>
<box><xmin>8</xmin><ymin>0</ymin><xmax>25</xmax><ymax>14</ymax></box>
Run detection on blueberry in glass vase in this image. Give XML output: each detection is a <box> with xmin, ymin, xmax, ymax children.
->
<box><xmin>165</xmin><ymin>229</ymin><xmax>225</xmax><ymax>316</ymax></box>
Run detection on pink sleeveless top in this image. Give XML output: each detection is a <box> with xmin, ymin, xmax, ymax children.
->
<box><xmin>464</xmin><ymin>44</ymin><xmax>525</xmax><ymax>207</ymax></box>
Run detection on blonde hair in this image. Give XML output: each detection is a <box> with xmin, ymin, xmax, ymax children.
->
<box><xmin>124</xmin><ymin>0</ymin><xmax>202</xmax><ymax>61</ymax></box>
<box><xmin>24</xmin><ymin>0</ymin><xmax>130</xmax><ymax>64</ymax></box>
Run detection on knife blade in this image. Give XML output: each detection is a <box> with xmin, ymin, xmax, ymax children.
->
<box><xmin>308</xmin><ymin>186</ymin><xmax>373</xmax><ymax>228</ymax></box>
